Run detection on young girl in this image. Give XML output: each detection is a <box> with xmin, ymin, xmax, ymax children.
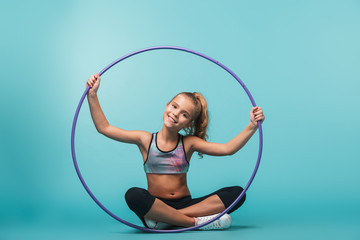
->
<box><xmin>86</xmin><ymin>73</ymin><xmax>265</xmax><ymax>230</ymax></box>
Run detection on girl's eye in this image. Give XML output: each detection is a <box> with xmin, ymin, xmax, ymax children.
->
<box><xmin>183</xmin><ymin>114</ymin><xmax>188</xmax><ymax>118</ymax></box>
<box><xmin>172</xmin><ymin>105</ymin><xmax>177</xmax><ymax>108</ymax></box>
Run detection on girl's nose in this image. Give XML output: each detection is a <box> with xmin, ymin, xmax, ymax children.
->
<box><xmin>173</xmin><ymin>109</ymin><xmax>179</xmax><ymax>118</ymax></box>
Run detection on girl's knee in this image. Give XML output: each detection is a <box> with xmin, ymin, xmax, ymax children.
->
<box><xmin>216</xmin><ymin>186</ymin><xmax>246</xmax><ymax>213</ymax></box>
<box><xmin>124</xmin><ymin>187</ymin><xmax>155</xmax><ymax>217</ymax></box>
<box><xmin>228</xmin><ymin>186</ymin><xmax>246</xmax><ymax>213</ymax></box>
<box><xmin>232</xmin><ymin>186</ymin><xmax>246</xmax><ymax>202</ymax></box>
<box><xmin>125</xmin><ymin>187</ymin><xmax>146</xmax><ymax>205</ymax></box>
<box><xmin>220</xmin><ymin>186</ymin><xmax>246</xmax><ymax>202</ymax></box>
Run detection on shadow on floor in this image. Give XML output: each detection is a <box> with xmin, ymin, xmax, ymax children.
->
<box><xmin>112</xmin><ymin>225</ymin><xmax>258</xmax><ymax>234</ymax></box>
<box><xmin>229</xmin><ymin>225</ymin><xmax>258</xmax><ymax>230</ymax></box>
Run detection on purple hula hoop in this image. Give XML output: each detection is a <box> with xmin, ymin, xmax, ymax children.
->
<box><xmin>71</xmin><ymin>46</ymin><xmax>263</xmax><ymax>233</ymax></box>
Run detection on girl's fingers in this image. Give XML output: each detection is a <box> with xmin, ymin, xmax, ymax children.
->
<box><xmin>87</xmin><ymin>79</ymin><xmax>94</xmax><ymax>88</ymax></box>
<box><xmin>87</xmin><ymin>74</ymin><xmax>100</xmax><ymax>90</ymax></box>
<box><xmin>252</xmin><ymin>107</ymin><xmax>262</xmax><ymax>114</ymax></box>
<box><xmin>251</xmin><ymin>106</ymin><xmax>264</xmax><ymax>122</ymax></box>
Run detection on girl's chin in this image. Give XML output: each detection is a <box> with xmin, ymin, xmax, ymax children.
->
<box><xmin>163</xmin><ymin>121</ymin><xmax>181</xmax><ymax>130</ymax></box>
<box><xmin>164</xmin><ymin>123</ymin><xmax>176</xmax><ymax>128</ymax></box>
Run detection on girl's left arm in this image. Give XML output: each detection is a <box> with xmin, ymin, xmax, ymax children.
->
<box><xmin>189</xmin><ymin>107</ymin><xmax>265</xmax><ymax>156</ymax></box>
<box><xmin>225</xmin><ymin>106</ymin><xmax>265</xmax><ymax>155</ymax></box>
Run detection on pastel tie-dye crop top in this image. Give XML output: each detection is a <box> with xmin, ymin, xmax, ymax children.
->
<box><xmin>143</xmin><ymin>132</ymin><xmax>189</xmax><ymax>174</ymax></box>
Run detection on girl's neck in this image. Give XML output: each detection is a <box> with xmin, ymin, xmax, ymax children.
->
<box><xmin>158</xmin><ymin>126</ymin><xmax>179</xmax><ymax>143</ymax></box>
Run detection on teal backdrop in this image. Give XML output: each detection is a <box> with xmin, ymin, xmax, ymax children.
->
<box><xmin>1</xmin><ymin>1</ymin><xmax>359</xmax><ymax>239</ymax></box>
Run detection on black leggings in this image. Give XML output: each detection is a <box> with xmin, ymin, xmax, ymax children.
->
<box><xmin>125</xmin><ymin>186</ymin><xmax>246</xmax><ymax>227</ymax></box>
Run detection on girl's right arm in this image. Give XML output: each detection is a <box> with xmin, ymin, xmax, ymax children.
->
<box><xmin>86</xmin><ymin>74</ymin><xmax>150</xmax><ymax>146</ymax></box>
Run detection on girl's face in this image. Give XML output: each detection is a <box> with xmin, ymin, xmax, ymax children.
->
<box><xmin>163</xmin><ymin>94</ymin><xmax>196</xmax><ymax>130</ymax></box>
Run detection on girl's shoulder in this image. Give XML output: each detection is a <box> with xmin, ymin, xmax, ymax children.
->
<box><xmin>182</xmin><ymin>134</ymin><xmax>202</xmax><ymax>147</ymax></box>
<box><xmin>139</xmin><ymin>130</ymin><xmax>153</xmax><ymax>142</ymax></box>
<box><xmin>183</xmin><ymin>134</ymin><xmax>201</xmax><ymax>140</ymax></box>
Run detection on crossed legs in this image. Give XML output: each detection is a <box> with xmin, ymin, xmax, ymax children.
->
<box><xmin>143</xmin><ymin>194</ymin><xmax>226</xmax><ymax>227</ymax></box>
<box><xmin>125</xmin><ymin>186</ymin><xmax>245</xmax><ymax>228</ymax></box>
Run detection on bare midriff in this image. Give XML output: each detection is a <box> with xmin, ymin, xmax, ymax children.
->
<box><xmin>146</xmin><ymin>173</ymin><xmax>191</xmax><ymax>200</ymax></box>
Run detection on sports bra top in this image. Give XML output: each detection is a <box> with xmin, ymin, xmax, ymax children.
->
<box><xmin>143</xmin><ymin>132</ymin><xmax>189</xmax><ymax>174</ymax></box>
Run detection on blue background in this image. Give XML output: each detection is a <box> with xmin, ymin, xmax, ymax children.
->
<box><xmin>1</xmin><ymin>0</ymin><xmax>359</xmax><ymax>239</ymax></box>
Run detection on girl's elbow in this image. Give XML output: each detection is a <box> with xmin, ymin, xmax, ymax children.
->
<box><xmin>227</xmin><ymin>150</ymin><xmax>236</xmax><ymax>156</ymax></box>
<box><xmin>97</xmin><ymin>124</ymin><xmax>110</xmax><ymax>135</ymax></box>
<box><xmin>224</xmin><ymin>145</ymin><xmax>235</xmax><ymax>156</ymax></box>
<box><xmin>225</xmin><ymin>144</ymin><xmax>243</xmax><ymax>156</ymax></box>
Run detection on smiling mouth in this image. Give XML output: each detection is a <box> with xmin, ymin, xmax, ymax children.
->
<box><xmin>168</xmin><ymin>116</ymin><xmax>177</xmax><ymax>123</ymax></box>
